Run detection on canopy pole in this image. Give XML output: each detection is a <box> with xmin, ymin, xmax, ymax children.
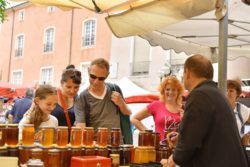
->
<box><xmin>218</xmin><ymin>0</ymin><xmax>228</xmax><ymax>94</ymax></box>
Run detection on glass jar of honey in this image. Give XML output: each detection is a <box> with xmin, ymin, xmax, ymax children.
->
<box><xmin>6</xmin><ymin>124</ymin><xmax>19</xmax><ymax>146</ymax></box>
<box><xmin>0</xmin><ymin>146</ymin><xmax>8</xmax><ymax>156</ymax></box>
<box><xmin>138</xmin><ymin>131</ymin><xmax>150</xmax><ymax>146</ymax></box>
<box><xmin>134</xmin><ymin>146</ymin><xmax>156</xmax><ymax>164</ymax></box>
<box><xmin>83</xmin><ymin>127</ymin><xmax>94</xmax><ymax>148</ymax></box>
<box><xmin>97</xmin><ymin>127</ymin><xmax>108</xmax><ymax>148</ymax></box>
<box><xmin>120</xmin><ymin>145</ymin><xmax>133</xmax><ymax>165</ymax></box>
<box><xmin>156</xmin><ymin>143</ymin><xmax>169</xmax><ymax>162</ymax></box>
<box><xmin>22</xmin><ymin>124</ymin><xmax>35</xmax><ymax>146</ymax></box>
<box><xmin>8</xmin><ymin>145</ymin><xmax>19</xmax><ymax>157</ymax></box>
<box><xmin>71</xmin><ymin>147</ymin><xmax>82</xmax><ymax>157</ymax></box>
<box><xmin>30</xmin><ymin>148</ymin><xmax>43</xmax><ymax>160</ymax></box>
<box><xmin>152</xmin><ymin>132</ymin><xmax>161</xmax><ymax>149</ymax></box>
<box><xmin>40</xmin><ymin>126</ymin><xmax>54</xmax><ymax>147</ymax></box>
<box><xmin>111</xmin><ymin>128</ymin><xmax>121</xmax><ymax>147</ymax></box>
<box><xmin>0</xmin><ymin>124</ymin><xmax>6</xmax><ymax>147</ymax></box>
<box><xmin>110</xmin><ymin>154</ymin><xmax>120</xmax><ymax>167</ymax></box>
<box><xmin>145</xmin><ymin>130</ymin><xmax>153</xmax><ymax>145</ymax></box>
<box><xmin>70</xmin><ymin>127</ymin><xmax>82</xmax><ymax>147</ymax></box>
<box><xmin>84</xmin><ymin>147</ymin><xmax>96</xmax><ymax>156</ymax></box>
<box><xmin>47</xmin><ymin>149</ymin><xmax>60</xmax><ymax>167</ymax></box>
<box><xmin>59</xmin><ymin>148</ymin><xmax>71</xmax><ymax>167</ymax></box>
<box><xmin>19</xmin><ymin>146</ymin><xmax>34</xmax><ymax>165</ymax></box>
<box><xmin>97</xmin><ymin>147</ymin><xmax>108</xmax><ymax>157</ymax></box>
<box><xmin>108</xmin><ymin>145</ymin><xmax>120</xmax><ymax>157</ymax></box>
<box><xmin>56</xmin><ymin>126</ymin><xmax>68</xmax><ymax>147</ymax></box>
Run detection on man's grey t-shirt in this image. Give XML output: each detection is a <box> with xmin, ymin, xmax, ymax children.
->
<box><xmin>75</xmin><ymin>85</ymin><xmax>121</xmax><ymax>142</ymax></box>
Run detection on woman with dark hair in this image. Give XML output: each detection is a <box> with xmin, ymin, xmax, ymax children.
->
<box><xmin>51</xmin><ymin>65</ymin><xmax>82</xmax><ymax>128</ymax></box>
<box><xmin>227</xmin><ymin>80</ymin><xmax>250</xmax><ymax>133</ymax></box>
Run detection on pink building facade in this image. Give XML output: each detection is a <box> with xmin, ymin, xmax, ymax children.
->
<box><xmin>0</xmin><ymin>2</ymin><xmax>112</xmax><ymax>87</ymax></box>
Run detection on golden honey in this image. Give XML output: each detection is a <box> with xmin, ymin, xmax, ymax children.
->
<box><xmin>56</xmin><ymin>126</ymin><xmax>68</xmax><ymax>147</ymax></box>
<box><xmin>22</xmin><ymin>124</ymin><xmax>35</xmax><ymax>146</ymax></box>
<box><xmin>40</xmin><ymin>127</ymin><xmax>54</xmax><ymax>147</ymax></box>
<box><xmin>97</xmin><ymin>127</ymin><xmax>108</xmax><ymax>148</ymax></box>
<box><xmin>6</xmin><ymin>124</ymin><xmax>19</xmax><ymax>146</ymax></box>
<box><xmin>70</xmin><ymin>127</ymin><xmax>82</xmax><ymax>147</ymax></box>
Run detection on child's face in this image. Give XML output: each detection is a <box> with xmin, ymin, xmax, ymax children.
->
<box><xmin>36</xmin><ymin>94</ymin><xmax>58</xmax><ymax>115</ymax></box>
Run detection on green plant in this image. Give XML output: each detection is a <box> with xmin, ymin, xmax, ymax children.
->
<box><xmin>0</xmin><ymin>0</ymin><xmax>8</xmax><ymax>23</ymax></box>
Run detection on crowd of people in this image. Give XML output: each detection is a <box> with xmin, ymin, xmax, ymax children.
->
<box><xmin>2</xmin><ymin>55</ymin><xmax>250</xmax><ymax>166</ymax></box>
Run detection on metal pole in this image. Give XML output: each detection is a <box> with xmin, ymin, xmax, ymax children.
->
<box><xmin>218</xmin><ymin>0</ymin><xmax>228</xmax><ymax>94</ymax></box>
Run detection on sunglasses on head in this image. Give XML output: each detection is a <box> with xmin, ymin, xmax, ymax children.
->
<box><xmin>89</xmin><ymin>74</ymin><xmax>106</xmax><ymax>81</ymax></box>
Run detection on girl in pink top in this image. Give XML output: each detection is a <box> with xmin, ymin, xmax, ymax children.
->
<box><xmin>131</xmin><ymin>76</ymin><xmax>184</xmax><ymax>140</ymax></box>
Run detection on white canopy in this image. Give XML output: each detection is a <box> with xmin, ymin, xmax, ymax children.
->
<box><xmin>139</xmin><ymin>0</ymin><xmax>250</xmax><ymax>60</ymax></box>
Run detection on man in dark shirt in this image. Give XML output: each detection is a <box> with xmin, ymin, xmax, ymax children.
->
<box><xmin>167</xmin><ymin>54</ymin><xmax>249</xmax><ymax>167</ymax></box>
<box><xmin>9</xmin><ymin>88</ymin><xmax>34</xmax><ymax>123</ymax></box>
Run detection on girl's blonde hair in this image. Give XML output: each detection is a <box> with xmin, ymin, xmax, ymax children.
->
<box><xmin>158</xmin><ymin>76</ymin><xmax>184</xmax><ymax>106</ymax></box>
<box><xmin>30</xmin><ymin>84</ymin><xmax>57</xmax><ymax>130</ymax></box>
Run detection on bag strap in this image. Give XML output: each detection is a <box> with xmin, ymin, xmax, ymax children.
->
<box><xmin>236</xmin><ymin>102</ymin><xmax>245</xmax><ymax>134</ymax></box>
<box><xmin>57</xmin><ymin>88</ymin><xmax>72</xmax><ymax>129</ymax></box>
<box><xmin>83</xmin><ymin>92</ymin><xmax>90</xmax><ymax>127</ymax></box>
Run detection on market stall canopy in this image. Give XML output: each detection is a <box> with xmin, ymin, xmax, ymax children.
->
<box><xmin>11</xmin><ymin>0</ymin><xmax>220</xmax><ymax>37</ymax></box>
<box><xmin>139</xmin><ymin>0</ymin><xmax>250</xmax><ymax>60</ymax></box>
<box><xmin>0</xmin><ymin>82</ymin><xmax>28</xmax><ymax>100</ymax></box>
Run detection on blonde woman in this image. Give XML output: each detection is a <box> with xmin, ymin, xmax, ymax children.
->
<box><xmin>131</xmin><ymin>76</ymin><xmax>184</xmax><ymax>140</ymax></box>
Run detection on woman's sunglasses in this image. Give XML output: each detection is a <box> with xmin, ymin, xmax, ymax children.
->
<box><xmin>89</xmin><ymin>74</ymin><xmax>106</xmax><ymax>81</ymax></box>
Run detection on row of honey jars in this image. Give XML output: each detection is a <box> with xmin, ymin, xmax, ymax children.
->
<box><xmin>69</xmin><ymin>127</ymin><xmax>121</xmax><ymax>148</ymax></box>
<box><xmin>0</xmin><ymin>124</ymin><xmax>19</xmax><ymax>147</ymax></box>
<box><xmin>138</xmin><ymin>130</ymin><xmax>161</xmax><ymax>149</ymax></box>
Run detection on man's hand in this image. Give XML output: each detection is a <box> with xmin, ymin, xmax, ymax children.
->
<box><xmin>167</xmin><ymin>132</ymin><xmax>179</xmax><ymax>149</ymax></box>
<box><xmin>167</xmin><ymin>154</ymin><xmax>176</xmax><ymax>167</ymax></box>
<box><xmin>111</xmin><ymin>91</ymin><xmax>123</xmax><ymax>107</ymax></box>
<box><xmin>242</xmin><ymin>131</ymin><xmax>250</xmax><ymax>146</ymax></box>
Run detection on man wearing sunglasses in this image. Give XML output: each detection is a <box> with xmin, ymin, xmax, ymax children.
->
<box><xmin>74</xmin><ymin>58</ymin><xmax>132</xmax><ymax>144</ymax></box>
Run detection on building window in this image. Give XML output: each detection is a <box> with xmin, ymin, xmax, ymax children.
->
<box><xmin>82</xmin><ymin>19</ymin><xmax>96</xmax><ymax>47</ymax></box>
<box><xmin>18</xmin><ymin>10</ymin><xmax>25</xmax><ymax>21</ymax></box>
<box><xmin>80</xmin><ymin>62</ymin><xmax>90</xmax><ymax>84</ymax></box>
<box><xmin>131</xmin><ymin>37</ymin><xmax>150</xmax><ymax>76</ymax></box>
<box><xmin>11</xmin><ymin>70</ymin><xmax>23</xmax><ymax>84</ymax></box>
<box><xmin>43</xmin><ymin>27</ymin><xmax>55</xmax><ymax>53</ymax></box>
<box><xmin>40</xmin><ymin>67</ymin><xmax>54</xmax><ymax>84</ymax></box>
<box><xmin>47</xmin><ymin>6</ymin><xmax>56</xmax><ymax>13</ymax></box>
<box><xmin>15</xmin><ymin>35</ymin><xmax>24</xmax><ymax>57</ymax></box>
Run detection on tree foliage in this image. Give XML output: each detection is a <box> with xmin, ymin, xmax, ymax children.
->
<box><xmin>0</xmin><ymin>0</ymin><xmax>8</xmax><ymax>23</ymax></box>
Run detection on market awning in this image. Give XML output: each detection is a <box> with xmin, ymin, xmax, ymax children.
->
<box><xmin>11</xmin><ymin>0</ymin><xmax>219</xmax><ymax>38</ymax></box>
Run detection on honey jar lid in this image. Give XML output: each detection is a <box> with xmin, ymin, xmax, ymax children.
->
<box><xmin>0</xmin><ymin>146</ymin><xmax>7</xmax><ymax>149</ymax></box>
<box><xmin>110</xmin><ymin>153</ymin><xmax>120</xmax><ymax>157</ymax></box>
<box><xmin>31</xmin><ymin>148</ymin><xmax>43</xmax><ymax>152</ymax></box>
<box><xmin>40</xmin><ymin>126</ymin><xmax>54</xmax><ymax>129</ymax></box>
<box><xmin>120</xmin><ymin>144</ymin><xmax>133</xmax><ymax>148</ymax></box>
<box><xmin>111</xmin><ymin>128</ymin><xmax>120</xmax><ymax>131</ymax></box>
<box><xmin>0</xmin><ymin>124</ymin><xmax>6</xmax><ymax>126</ymax></box>
<box><xmin>98</xmin><ymin>127</ymin><xmax>108</xmax><ymax>130</ymax></box>
<box><xmin>48</xmin><ymin>148</ymin><xmax>60</xmax><ymax>152</ymax></box>
<box><xmin>20</xmin><ymin>145</ymin><xmax>36</xmax><ymax>149</ymax></box>
<box><xmin>84</xmin><ymin>127</ymin><xmax>94</xmax><ymax>129</ymax></box>
<box><xmin>58</xmin><ymin>126</ymin><xmax>68</xmax><ymax>129</ymax></box>
<box><xmin>23</xmin><ymin>124</ymin><xmax>34</xmax><ymax>127</ymax></box>
<box><xmin>71</xmin><ymin>126</ymin><xmax>82</xmax><ymax>130</ymax></box>
<box><xmin>7</xmin><ymin>124</ymin><xmax>18</xmax><ymax>127</ymax></box>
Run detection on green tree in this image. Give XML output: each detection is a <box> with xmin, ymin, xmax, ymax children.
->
<box><xmin>0</xmin><ymin>0</ymin><xmax>8</xmax><ymax>23</ymax></box>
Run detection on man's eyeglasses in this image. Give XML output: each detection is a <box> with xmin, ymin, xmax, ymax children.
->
<box><xmin>89</xmin><ymin>74</ymin><xmax>106</xmax><ymax>81</ymax></box>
